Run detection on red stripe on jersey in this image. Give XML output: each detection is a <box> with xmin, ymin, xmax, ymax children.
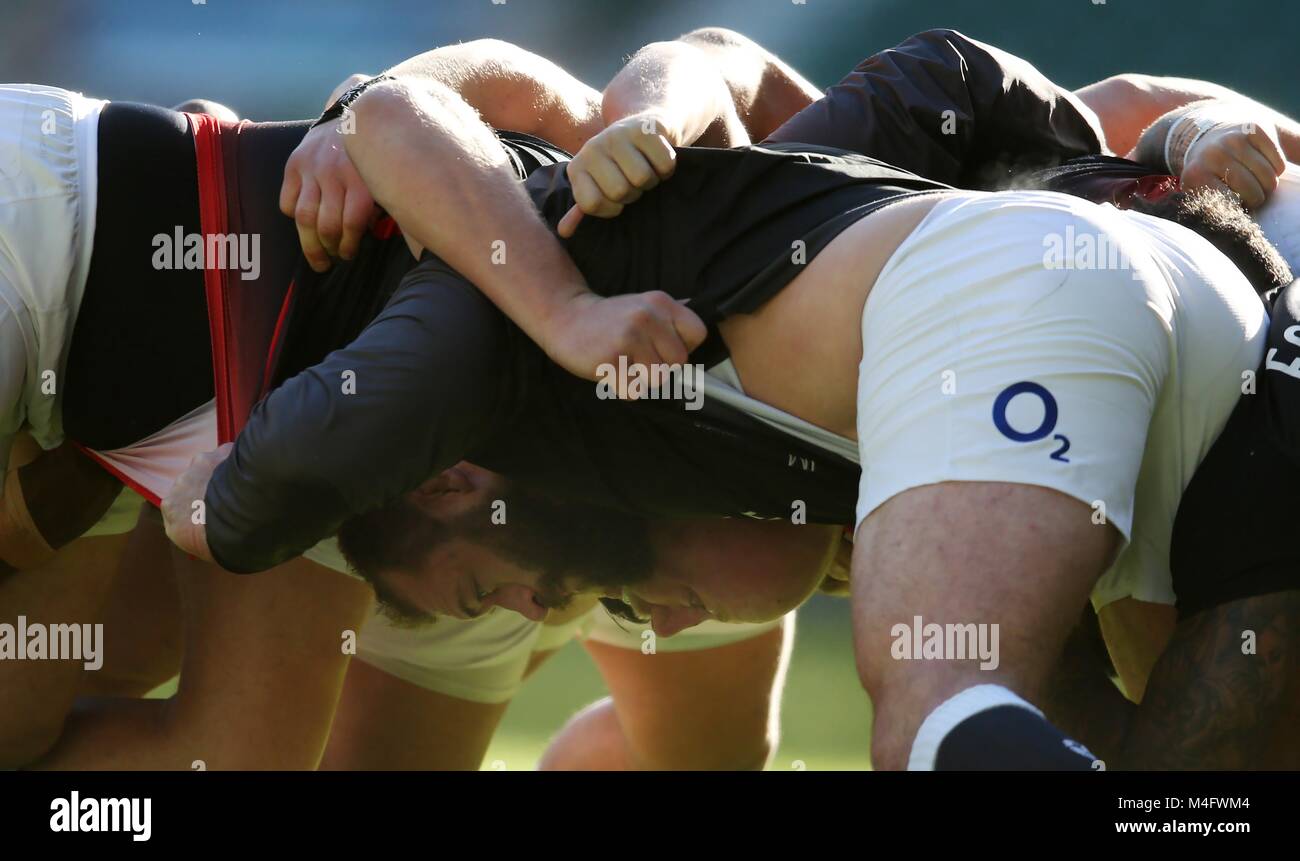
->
<box><xmin>261</xmin><ymin>279</ymin><xmax>297</xmax><ymax>399</ymax></box>
<box><xmin>188</xmin><ymin>112</ymin><xmax>237</xmax><ymax>444</ymax></box>
<box><xmin>73</xmin><ymin>443</ymin><xmax>163</xmax><ymax>508</ymax></box>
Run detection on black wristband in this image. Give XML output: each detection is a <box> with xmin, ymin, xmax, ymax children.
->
<box><xmin>313</xmin><ymin>74</ymin><xmax>394</xmax><ymax>128</ymax></box>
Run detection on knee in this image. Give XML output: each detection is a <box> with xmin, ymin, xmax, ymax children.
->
<box><xmin>0</xmin><ymin>713</ymin><xmax>64</xmax><ymax>769</ymax></box>
<box><xmin>854</xmin><ymin>636</ymin><xmax>909</xmax><ymax>768</ymax></box>
<box><xmin>853</xmin><ymin>631</ymin><xmax>893</xmax><ymax>711</ymax></box>
<box><xmin>864</xmin><ymin>689</ymin><xmax>914</xmax><ymax>771</ymax></box>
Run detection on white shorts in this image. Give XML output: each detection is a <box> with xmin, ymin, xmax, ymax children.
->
<box><xmin>353</xmin><ymin>600</ymin><xmax>788</xmax><ymax>704</ymax></box>
<box><xmin>0</xmin><ymin>84</ymin><xmax>105</xmax><ymax>474</ymax></box>
<box><xmin>856</xmin><ymin>189</ymin><xmax>1268</xmax><ymax>609</ymax></box>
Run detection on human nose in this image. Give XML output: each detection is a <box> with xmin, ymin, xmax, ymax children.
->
<box><xmin>483</xmin><ymin>584</ymin><xmax>548</xmax><ymax>622</ymax></box>
<box><xmin>649</xmin><ymin>606</ymin><xmax>710</xmax><ymax>638</ymax></box>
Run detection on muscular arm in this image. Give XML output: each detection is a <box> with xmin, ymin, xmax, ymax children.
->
<box><xmin>599</xmin><ymin>27</ymin><xmax>822</xmax><ymax>148</ymax></box>
<box><xmin>345</xmin><ymin>79</ymin><xmax>595</xmax><ymax>353</ymax></box>
<box><xmin>675</xmin><ymin>28</ymin><xmax>823</xmax><ymax>143</ymax></box>
<box><xmin>287</xmin><ymin>39</ymin><xmax>602</xmax><ymax>275</ymax></box>
<box><xmin>381</xmin><ymin>39</ymin><xmax>603</xmax><ymax>156</ymax></box>
<box><xmin>1122</xmin><ymin>592</ymin><xmax>1300</xmax><ymax>769</ymax></box>
<box><xmin>1076</xmin><ymin>73</ymin><xmax>1300</xmax><ymax>162</ymax></box>
<box><xmin>599</xmin><ymin>39</ymin><xmax>747</xmax><ymax>149</ymax></box>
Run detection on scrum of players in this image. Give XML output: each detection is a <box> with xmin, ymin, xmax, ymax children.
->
<box><xmin>0</xmin><ymin>25</ymin><xmax>1296</xmax><ymax>770</ymax></box>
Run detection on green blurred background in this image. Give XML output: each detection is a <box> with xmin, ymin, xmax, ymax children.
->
<box><xmin>9</xmin><ymin>0</ymin><xmax>1294</xmax><ymax>769</ymax></box>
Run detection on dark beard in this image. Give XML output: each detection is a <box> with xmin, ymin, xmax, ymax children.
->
<box><xmin>459</xmin><ymin>481</ymin><xmax>657</xmax><ymax>602</ymax></box>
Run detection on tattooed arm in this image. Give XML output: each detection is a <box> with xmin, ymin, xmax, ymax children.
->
<box><xmin>1121</xmin><ymin>592</ymin><xmax>1300</xmax><ymax>769</ymax></box>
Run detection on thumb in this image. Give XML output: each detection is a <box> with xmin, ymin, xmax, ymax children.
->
<box><xmin>557</xmin><ymin>205</ymin><xmax>584</xmax><ymax>239</ymax></box>
<box><xmin>670</xmin><ymin>302</ymin><xmax>708</xmax><ymax>352</ymax></box>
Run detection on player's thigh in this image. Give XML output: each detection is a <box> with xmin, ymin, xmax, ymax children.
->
<box><xmin>1122</xmin><ymin>590</ymin><xmax>1300</xmax><ymax>770</ymax></box>
<box><xmin>587</xmin><ymin>620</ymin><xmax>792</xmax><ymax>770</ymax></box>
<box><xmin>0</xmin><ymin>531</ymin><xmax>130</xmax><ymax>763</ymax></box>
<box><xmin>323</xmin><ymin>595</ymin><xmax>553</xmax><ymax>769</ymax></box>
<box><xmin>851</xmin><ymin>481</ymin><xmax>1120</xmax><ymax>764</ymax></box>
<box><xmin>321</xmin><ymin>657</ymin><xmax>509</xmax><ymax>771</ymax></box>
<box><xmin>79</xmin><ymin>504</ymin><xmax>183</xmax><ymax>698</ymax></box>
<box><xmin>169</xmin><ymin>554</ymin><xmax>372</xmax><ymax>769</ymax></box>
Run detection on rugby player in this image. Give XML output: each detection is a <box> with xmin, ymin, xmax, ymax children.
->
<box><xmin>609</xmin><ymin>35</ymin><xmax>1300</xmax><ymax>769</ymax></box>
<box><xmin>159</xmin><ymin>29</ymin><xmax>1286</xmax><ymax>770</ymax></box>
<box><xmin>529</xmin><ymin>32</ymin><xmax>1300</xmax><ymax>768</ymax></box>
<box><xmin>12</xmin><ymin>26</ymin><xmax>1279</xmax><ymax>769</ymax></box>
<box><xmin>0</xmin><ymin>44</ymin><xmax>830</xmax><ymax>769</ymax></box>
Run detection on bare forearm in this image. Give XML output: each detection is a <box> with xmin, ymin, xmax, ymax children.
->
<box><xmin>1080</xmin><ymin>73</ymin><xmax>1300</xmax><ymax>162</ymax></box>
<box><xmin>1133</xmin><ymin>108</ymin><xmax>1194</xmax><ymax>171</ymax></box>
<box><xmin>347</xmin><ymin>80</ymin><xmax>590</xmax><ymax>348</ymax></box>
<box><xmin>1137</xmin><ymin>76</ymin><xmax>1300</xmax><ymax>160</ymax></box>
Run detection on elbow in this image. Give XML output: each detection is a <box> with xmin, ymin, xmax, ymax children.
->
<box><xmin>350</xmin><ymin>77</ymin><xmax>432</xmax><ymax>132</ymax></box>
<box><xmin>1105</xmin><ymin>72</ymin><xmax>1156</xmax><ymax>93</ymax></box>
<box><xmin>678</xmin><ymin>26</ymin><xmax>751</xmax><ymax>49</ymax></box>
<box><xmin>345</xmin><ymin>76</ymin><xmax>487</xmax><ymax>192</ymax></box>
<box><xmin>454</xmin><ymin>37</ymin><xmax>517</xmax><ymax>58</ymax></box>
<box><xmin>1090</xmin><ymin>73</ymin><xmax>1156</xmax><ymax>107</ymax></box>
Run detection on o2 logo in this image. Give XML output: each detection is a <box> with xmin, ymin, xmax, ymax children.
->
<box><xmin>992</xmin><ymin>382</ymin><xmax>1070</xmax><ymax>462</ymax></box>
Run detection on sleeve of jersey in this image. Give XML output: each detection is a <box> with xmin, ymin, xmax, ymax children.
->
<box><xmin>762</xmin><ymin>28</ymin><xmax>1105</xmax><ymax>187</ymax></box>
<box><xmin>202</xmin><ymin>257</ymin><xmax>512</xmax><ymax>574</ymax></box>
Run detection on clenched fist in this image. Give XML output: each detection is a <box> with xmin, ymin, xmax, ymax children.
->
<box><xmin>557</xmin><ymin>112</ymin><xmax>678</xmax><ymax>238</ymax></box>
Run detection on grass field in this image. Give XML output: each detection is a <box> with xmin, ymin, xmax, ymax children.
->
<box><xmin>484</xmin><ymin>593</ymin><xmax>874</xmax><ymax>771</ymax></box>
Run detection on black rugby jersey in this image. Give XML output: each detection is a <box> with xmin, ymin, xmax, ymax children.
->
<box><xmin>214</xmin><ymin>140</ymin><xmax>914</xmax><ymax>572</ymax></box>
